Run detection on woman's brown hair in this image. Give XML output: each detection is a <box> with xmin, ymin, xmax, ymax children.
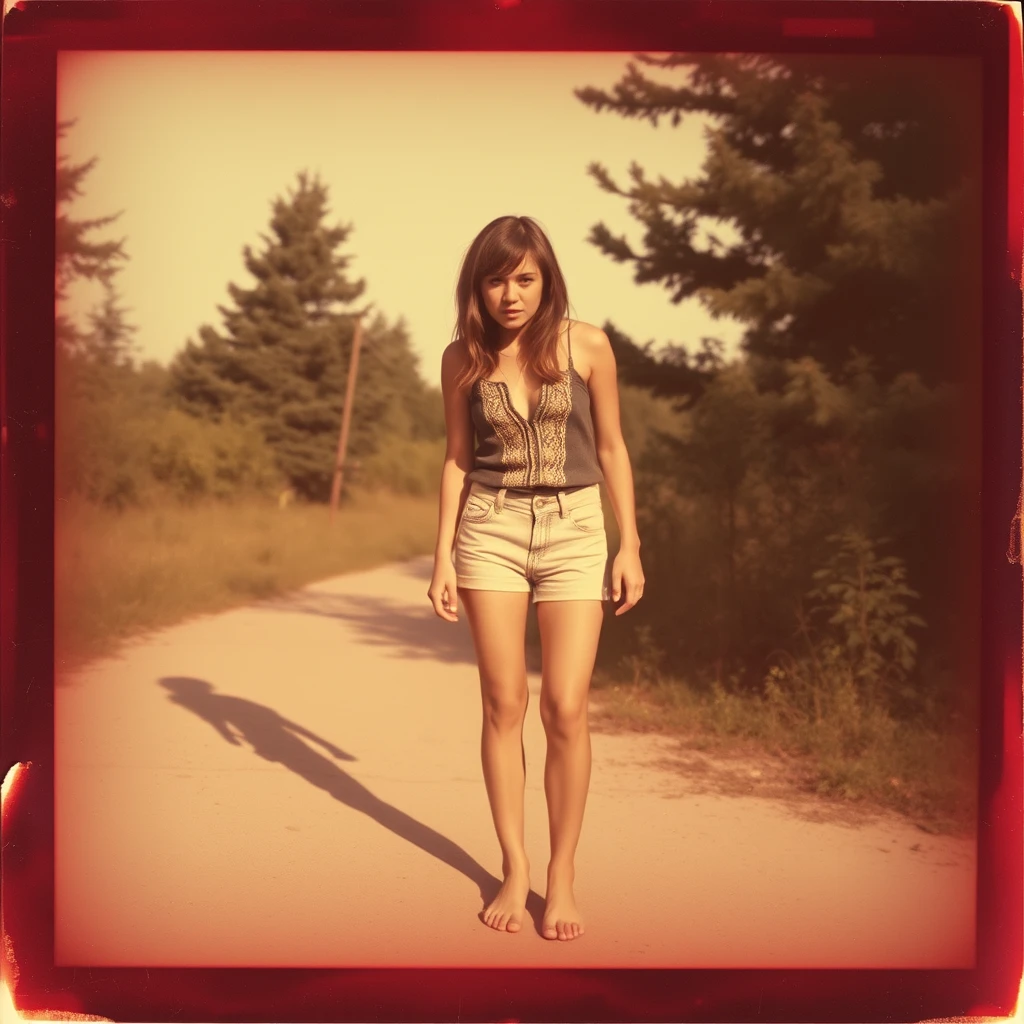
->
<box><xmin>452</xmin><ymin>215</ymin><xmax>571</xmax><ymax>391</ymax></box>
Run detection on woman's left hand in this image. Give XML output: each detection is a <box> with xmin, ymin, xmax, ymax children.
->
<box><xmin>610</xmin><ymin>548</ymin><xmax>645</xmax><ymax>616</ymax></box>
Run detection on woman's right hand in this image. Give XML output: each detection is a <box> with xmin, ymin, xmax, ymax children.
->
<box><xmin>428</xmin><ymin>557</ymin><xmax>459</xmax><ymax>622</ymax></box>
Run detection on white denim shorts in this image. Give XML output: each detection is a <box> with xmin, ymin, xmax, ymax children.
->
<box><xmin>454</xmin><ymin>481</ymin><xmax>612</xmax><ymax>603</ymax></box>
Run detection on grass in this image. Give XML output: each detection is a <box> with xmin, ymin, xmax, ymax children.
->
<box><xmin>55</xmin><ymin>489</ymin><xmax>438</xmax><ymax>670</ymax></box>
<box><xmin>588</xmin><ymin>670</ymin><xmax>978</xmax><ymax>837</ymax></box>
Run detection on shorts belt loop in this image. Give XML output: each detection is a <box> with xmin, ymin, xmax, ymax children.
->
<box><xmin>556</xmin><ymin>490</ymin><xmax>567</xmax><ymax>518</ymax></box>
<box><xmin>495</xmin><ymin>487</ymin><xmax>507</xmax><ymax>514</ymax></box>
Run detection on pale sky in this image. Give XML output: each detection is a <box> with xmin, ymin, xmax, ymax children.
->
<box><xmin>57</xmin><ymin>51</ymin><xmax>746</xmax><ymax>387</ymax></box>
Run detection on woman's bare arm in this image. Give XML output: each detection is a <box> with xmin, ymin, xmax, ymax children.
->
<box><xmin>580</xmin><ymin>323</ymin><xmax>645</xmax><ymax>614</ymax></box>
<box><xmin>428</xmin><ymin>342</ymin><xmax>475</xmax><ymax>620</ymax></box>
<box><xmin>435</xmin><ymin>342</ymin><xmax>475</xmax><ymax>559</ymax></box>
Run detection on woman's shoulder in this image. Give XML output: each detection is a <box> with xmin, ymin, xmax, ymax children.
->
<box><xmin>562</xmin><ymin>320</ymin><xmax>611</xmax><ymax>378</ymax></box>
<box><xmin>563</xmin><ymin>319</ymin><xmax>610</xmax><ymax>347</ymax></box>
<box><xmin>442</xmin><ymin>338</ymin><xmax>471</xmax><ymax>371</ymax></box>
<box><xmin>442</xmin><ymin>339</ymin><xmax>480</xmax><ymax>396</ymax></box>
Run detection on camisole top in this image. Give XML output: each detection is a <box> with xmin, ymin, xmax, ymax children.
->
<box><xmin>467</xmin><ymin>324</ymin><xmax>604</xmax><ymax>491</ymax></box>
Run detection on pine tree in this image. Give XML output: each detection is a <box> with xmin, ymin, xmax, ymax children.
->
<box><xmin>603</xmin><ymin>320</ymin><xmax>721</xmax><ymax>404</ymax></box>
<box><xmin>169</xmin><ymin>171</ymin><xmax>432</xmax><ymax>501</ymax></box>
<box><xmin>576</xmin><ymin>54</ymin><xmax>978</xmax><ymax>387</ymax></box>
<box><xmin>82</xmin><ymin>278</ymin><xmax>139</xmax><ymax>369</ymax></box>
<box><xmin>55</xmin><ymin>119</ymin><xmax>129</xmax><ymax>357</ymax></box>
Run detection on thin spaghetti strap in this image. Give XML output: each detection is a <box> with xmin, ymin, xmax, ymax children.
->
<box><xmin>567</xmin><ymin>321</ymin><xmax>574</xmax><ymax>371</ymax></box>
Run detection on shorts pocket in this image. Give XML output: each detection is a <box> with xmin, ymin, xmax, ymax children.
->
<box><xmin>462</xmin><ymin>494</ymin><xmax>497</xmax><ymax>525</ymax></box>
<box><xmin>568</xmin><ymin>500</ymin><xmax>604</xmax><ymax>534</ymax></box>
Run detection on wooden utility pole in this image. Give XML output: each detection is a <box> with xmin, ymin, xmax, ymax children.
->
<box><xmin>329</xmin><ymin>313</ymin><xmax>363</xmax><ymax>525</ymax></box>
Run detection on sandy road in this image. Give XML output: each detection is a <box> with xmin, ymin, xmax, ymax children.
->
<box><xmin>55</xmin><ymin>555</ymin><xmax>975</xmax><ymax>968</ymax></box>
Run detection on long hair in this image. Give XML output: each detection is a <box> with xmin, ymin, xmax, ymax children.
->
<box><xmin>452</xmin><ymin>216</ymin><xmax>570</xmax><ymax>391</ymax></box>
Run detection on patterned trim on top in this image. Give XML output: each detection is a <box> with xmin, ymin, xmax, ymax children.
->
<box><xmin>477</xmin><ymin>380</ymin><xmax>530</xmax><ymax>488</ymax></box>
<box><xmin>533</xmin><ymin>371</ymin><xmax>572</xmax><ymax>487</ymax></box>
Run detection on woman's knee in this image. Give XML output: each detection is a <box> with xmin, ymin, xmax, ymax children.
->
<box><xmin>481</xmin><ymin>681</ymin><xmax>528</xmax><ymax>731</ymax></box>
<box><xmin>540</xmin><ymin>690</ymin><xmax>588</xmax><ymax>738</ymax></box>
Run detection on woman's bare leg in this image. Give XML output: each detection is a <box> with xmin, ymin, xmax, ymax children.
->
<box><xmin>535</xmin><ymin>599</ymin><xmax>604</xmax><ymax>941</ymax></box>
<box><xmin>460</xmin><ymin>588</ymin><xmax>533</xmax><ymax>933</ymax></box>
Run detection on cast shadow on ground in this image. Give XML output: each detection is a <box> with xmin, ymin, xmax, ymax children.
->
<box><xmin>256</xmin><ymin>590</ymin><xmax>481</xmax><ymax>667</ymax></box>
<box><xmin>157</xmin><ymin>676</ymin><xmax>546</xmax><ymax>932</ymax></box>
<box><xmin>260</xmin><ymin>559</ymin><xmax>543</xmax><ymax>673</ymax></box>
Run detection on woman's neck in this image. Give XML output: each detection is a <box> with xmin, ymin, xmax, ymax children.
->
<box><xmin>494</xmin><ymin>329</ymin><xmax>525</xmax><ymax>355</ymax></box>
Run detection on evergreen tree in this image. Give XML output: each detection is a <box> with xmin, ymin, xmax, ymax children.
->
<box><xmin>169</xmin><ymin>171</ymin><xmax>433</xmax><ymax>501</ymax></box>
<box><xmin>55</xmin><ymin>119</ymin><xmax>129</xmax><ymax>357</ymax></box>
<box><xmin>576</xmin><ymin>54</ymin><xmax>978</xmax><ymax>387</ymax></box>
<box><xmin>55</xmin><ymin>119</ymin><xmax>145</xmax><ymax>506</ymax></box>
<box><xmin>81</xmin><ymin>277</ymin><xmax>139</xmax><ymax>369</ymax></box>
<box><xmin>604</xmin><ymin>320</ymin><xmax>722</xmax><ymax>405</ymax></box>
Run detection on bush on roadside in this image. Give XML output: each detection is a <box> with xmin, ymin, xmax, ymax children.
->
<box><xmin>147</xmin><ymin>409</ymin><xmax>283</xmax><ymax>503</ymax></box>
<box><xmin>57</xmin><ymin>365</ymin><xmax>285</xmax><ymax>508</ymax></box>
<box><xmin>354</xmin><ymin>435</ymin><xmax>446</xmax><ymax>497</ymax></box>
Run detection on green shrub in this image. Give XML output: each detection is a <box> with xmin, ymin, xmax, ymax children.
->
<box><xmin>356</xmin><ymin>435</ymin><xmax>446</xmax><ymax>496</ymax></box>
<box><xmin>56</xmin><ymin>358</ymin><xmax>284</xmax><ymax>508</ymax></box>
<box><xmin>147</xmin><ymin>409</ymin><xmax>282</xmax><ymax>502</ymax></box>
<box><xmin>56</xmin><ymin>386</ymin><xmax>153</xmax><ymax>509</ymax></box>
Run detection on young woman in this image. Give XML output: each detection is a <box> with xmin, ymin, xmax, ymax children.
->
<box><xmin>427</xmin><ymin>215</ymin><xmax>644</xmax><ymax>942</ymax></box>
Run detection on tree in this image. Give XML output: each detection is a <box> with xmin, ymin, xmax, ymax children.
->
<box><xmin>668</xmin><ymin>364</ymin><xmax>763</xmax><ymax>674</ymax></box>
<box><xmin>168</xmin><ymin>171</ymin><xmax>435</xmax><ymax>501</ymax></box>
<box><xmin>55</xmin><ymin>119</ymin><xmax>130</xmax><ymax>358</ymax></box>
<box><xmin>575</xmin><ymin>54</ymin><xmax>978</xmax><ymax>687</ymax></box>
<box><xmin>55</xmin><ymin>120</ymin><xmax>148</xmax><ymax>506</ymax></box>
<box><xmin>576</xmin><ymin>54</ymin><xmax>979</xmax><ymax>387</ymax></box>
<box><xmin>603</xmin><ymin>321</ymin><xmax>716</xmax><ymax>405</ymax></box>
<box><xmin>81</xmin><ymin>278</ymin><xmax>139</xmax><ymax>369</ymax></box>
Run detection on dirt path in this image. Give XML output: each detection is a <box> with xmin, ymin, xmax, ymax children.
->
<box><xmin>55</xmin><ymin>556</ymin><xmax>975</xmax><ymax>968</ymax></box>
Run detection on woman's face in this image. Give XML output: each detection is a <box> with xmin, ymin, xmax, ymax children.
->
<box><xmin>479</xmin><ymin>254</ymin><xmax>544</xmax><ymax>332</ymax></box>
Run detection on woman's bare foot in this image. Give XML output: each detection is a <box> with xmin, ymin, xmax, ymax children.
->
<box><xmin>482</xmin><ymin>859</ymin><xmax>530</xmax><ymax>933</ymax></box>
<box><xmin>542</xmin><ymin>865</ymin><xmax>584</xmax><ymax>941</ymax></box>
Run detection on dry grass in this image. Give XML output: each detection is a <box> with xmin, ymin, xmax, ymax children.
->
<box><xmin>55</xmin><ymin>489</ymin><xmax>437</xmax><ymax>669</ymax></box>
<box><xmin>587</xmin><ymin>673</ymin><xmax>978</xmax><ymax>837</ymax></box>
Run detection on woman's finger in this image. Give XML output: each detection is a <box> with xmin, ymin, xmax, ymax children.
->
<box><xmin>615</xmin><ymin>578</ymin><xmax>644</xmax><ymax>615</ymax></box>
<box><xmin>428</xmin><ymin>587</ymin><xmax>453</xmax><ymax>621</ymax></box>
<box><xmin>430</xmin><ymin>582</ymin><xmax>458</xmax><ymax>622</ymax></box>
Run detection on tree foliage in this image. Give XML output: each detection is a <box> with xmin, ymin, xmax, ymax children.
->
<box><xmin>56</xmin><ymin>119</ymin><xmax>132</xmax><ymax>361</ymax></box>
<box><xmin>577</xmin><ymin>54</ymin><xmax>979</xmax><ymax>386</ymax></box>
<box><xmin>168</xmin><ymin>171</ymin><xmax>440</xmax><ymax>500</ymax></box>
